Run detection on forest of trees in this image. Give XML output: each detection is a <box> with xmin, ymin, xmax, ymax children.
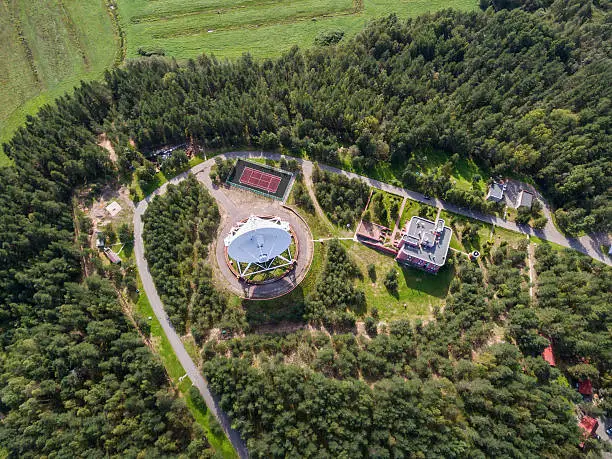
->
<box><xmin>0</xmin><ymin>89</ymin><xmax>211</xmax><ymax>455</ymax></box>
<box><xmin>142</xmin><ymin>175</ymin><xmax>246</xmax><ymax>339</ymax></box>
<box><xmin>201</xmin><ymin>246</ymin><xmax>601</xmax><ymax>457</ymax></box>
<box><xmin>0</xmin><ymin>0</ymin><xmax>610</xmax><ymax>455</ymax></box>
<box><xmin>305</xmin><ymin>240</ymin><xmax>365</xmax><ymax>327</ymax></box>
<box><xmin>99</xmin><ymin>0</ymin><xmax>610</xmax><ymax>234</ymax></box>
<box><xmin>312</xmin><ymin>168</ymin><xmax>370</xmax><ymax>227</ymax></box>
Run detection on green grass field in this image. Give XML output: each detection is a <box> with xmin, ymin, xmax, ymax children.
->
<box><xmin>116</xmin><ymin>0</ymin><xmax>478</xmax><ymax>60</ymax></box>
<box><xmin>341</xmin><ymin>239</ymin><xmax>452</xmax><ymax>321</ymax></box>
<box><xmin>0</xmin><ymin>0</ymin><xmax>119</xmax><ymax>166</ymax></box>
<box><xmin>1</xmin><ymin>0</ymin><xmax>477</xmax><ymax>166</ymax></box>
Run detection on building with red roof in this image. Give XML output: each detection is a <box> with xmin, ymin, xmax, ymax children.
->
<box><xmin>541</xmin><ymin>344</ymin><xmax>556</xmax><ymax>366</ymax></box>
<box><xmin>578</xmin><ymin>379</ymin><xmax>593</xmax><ymax>396</ymax></box>
<box><xmin>578</xmin><ymin>415</ymin><xmax>598</xmax><ymax>448</ymax></box>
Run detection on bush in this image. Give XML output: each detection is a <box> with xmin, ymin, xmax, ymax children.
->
<box><xmin>118</xmin><ymin>223</ymin><xmax>133</xmax><ymax>243</ymax></box>
<box><xmin>314</xmin><ymin>29</ymin><xmax>345</xmax><ymax>46</ymax></box>
<box><xmin>383</xmin><ymin>268</ymin><xmax>399</xmax><ymax>295</ymax></box>
<box><xmin>367</xmin><ymin>263</ymin><xmax>376</xmax><ymax>282</ymax></box>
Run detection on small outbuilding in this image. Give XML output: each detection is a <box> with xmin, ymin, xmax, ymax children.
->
<box><xmin>104</xmin><ymin>247</ymin><xmax>121</xmax><ymax>264</ymax></box>
<box><xmin>516</xmin><ymin>190</ymin><xmax>534</xmax><ymax>209</ymax></box>
<box><xmin>487</xmin><ymin>182</ymin><xmax>505</xmax><ymax>201</ymax></box>
<box><xmin>105</xmin><ymin>201</ymin><xmax>122</xmax><ymax>217</ymax></box>
<box><xmin>96</xmin><ymin>231</ymin><xmax>105</xmax><ymax>249</ymax></box>
<box><xmin>542</xmin><ymin>344</ymin><xmax>556</xmax><ymax>366</ymax></box>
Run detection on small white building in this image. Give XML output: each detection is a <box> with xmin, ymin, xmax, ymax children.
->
<box><xmin>487</xmin><ymin>182</ymin><xmax>504</xmax><ymax>202</ymax></box>
<box><xmin>96</xmin><ymin>231</ymin><xmax>105</xmax><ymax>249</ymax></box>
<box><xmin>516</xmin><ymin>190</ymin><xmax>534</xmax><ymax>209</ymax></box>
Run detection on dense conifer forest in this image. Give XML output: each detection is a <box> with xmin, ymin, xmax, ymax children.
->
<box><xmin>142</xmin><ymin>175</ymin><xmax>247</xmax><ymax>339</ymax></box>
<box><xmin>201</xmin><ymin>249</ymin><xmax>598</xmax><ymax>457</ymax></box>
<box><xmin>103</xmin><ymin>0</ymin><xmax>611</xmax><ymax>235</ymax></box>
<box><xmin>0</xmin><ymin>0</ymin><xmax>610</xmax><ymax>456</ymax></box>
<box><xmin>0</xmin><ymin>93</ymin><xmax>211</xmax><ymax>455</ymax></box>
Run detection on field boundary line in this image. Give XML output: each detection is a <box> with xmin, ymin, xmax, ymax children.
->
<box><xmin>1</xmin><ymin>0</ymin><xmax>40</xmax><ymax>84</ymax></box>
<box><xmin>57</xmin><ymin>0</ymin><xmax>90</xmax><ymax>68</ymax></box>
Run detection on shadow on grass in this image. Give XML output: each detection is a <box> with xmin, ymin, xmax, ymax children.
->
<box><xmin>244</xmin><ymin>285</ymin><xmax>306</xmax><ymax>327</ymax></box>
<box><xmin>399</xmin><ymin>264</ymin><xmax>454</xmax><ymax>300</ymax></box>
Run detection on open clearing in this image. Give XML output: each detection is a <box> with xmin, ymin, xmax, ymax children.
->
<box><xmin>116</xmin><ymin>0</ymin><xmax>478</xmax><ymax>60</ymax></box>
<box><xmin>0</xmin><ymin>0</ymin><xmax>119</xmax><ymax>166</ymax></box>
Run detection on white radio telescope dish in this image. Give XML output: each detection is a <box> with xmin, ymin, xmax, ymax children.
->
<box><xmin>225</xmin><ymin>216</ymin><xmax>292</xmax><ymax>273</ymax></box>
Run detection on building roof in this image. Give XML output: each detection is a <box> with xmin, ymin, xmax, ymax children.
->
<box><xmin>396</xmin><ymin>216</ymin><xmax>452</xmax><ymax>267</ymax></box>
<box><xmin>105</xmin><ymin>201</ymin><xmax>122</xmax><ymax>217</ymax></box>
<box><xmin>579</xmin><ymin>415</ymin><xmax>598</xmax><ymax>439</ymax></box>
<box><xmin>104</xmin><ymin>247</ymin><xmax>121</xmax><ymax>264</ymax></box>
<box><xmin>487</xmin><ymin>182</ymin><xmax>504</xmax><ymax>201</ymax></box>
<box><xmin>578</xmin><ymin>380</ymin><xmax>593</xmax><ymax>396</ymax></box>
<box><xmin>542</xmin><ymin>344</ymin><xmax>556</xmax><ymax>366</ymax></box>
<box><xmin>356</xmin><ymin>220</ymin><xmax>388</xmax><ymax>242</ymax></box>
<box><xmin>516</xmin><ymin>190</ymin><xmax>534</xmax><ymax>208</ymax></box>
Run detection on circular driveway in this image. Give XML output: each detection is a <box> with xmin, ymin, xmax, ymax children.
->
<box><xmin>193</xmin><ymin>166</ymin><xmax>313</xmax><ymax>300</ymax></box>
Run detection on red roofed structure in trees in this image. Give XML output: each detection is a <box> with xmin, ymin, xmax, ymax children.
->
<box><xmin>578</xmin><ymin>415</ymin><xmax>598</xmax><ymax>448</ymax></box>
<box><xmin>578</xmin><ymin>380</ymin><xmax>593</xmax><ymax>396</ymax></box>
<box><xmin>542</xmin><ymin>343</ymin><xmax>556</xmax><ymax>366</ymax></box>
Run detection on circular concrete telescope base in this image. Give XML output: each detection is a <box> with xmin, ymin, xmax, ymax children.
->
<box><xmin>224</xmin><ymin>215</ymin><xmax>296</xmax><ymax>283</ymax></box>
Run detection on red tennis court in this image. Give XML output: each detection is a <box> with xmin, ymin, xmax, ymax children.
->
<box><xmin>239</xmin><ymin>167</ymin><xmax>282</xmax><ymax>193</ymax></box>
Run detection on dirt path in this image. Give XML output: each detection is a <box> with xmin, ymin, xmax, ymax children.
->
<box><xmin>390</xmin><ymin>197</ymin><xmax>407</xmax><ymax>242</ymax></box>
<box><xmin>98</xmin><ymin>133</ymin><xmax>117</xmax><ymax>162</ymax></box>
<box><xmin>301</xmin><ymin>161</ymin><xmax>332</xmax><ymax>226</ymax></box>
<box><xmin>528</xmin><ymin>242</ymin><xmax>537</xmax><ymax>300</ymax></box>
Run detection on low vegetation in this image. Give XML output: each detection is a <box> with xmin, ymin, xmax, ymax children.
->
<box><xmin>115</xmin><ymin>0</ymin><xmax>477</xmax><ymax>60</ymax></box>
<box><xmin>312</xmin><ymin>167</ymin><xmax>369</xmax><ymax>227</ymax></box>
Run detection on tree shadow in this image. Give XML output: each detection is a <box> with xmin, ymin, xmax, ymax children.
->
<box><xmin>399</xmin><ymin>264</ymin><xmax>454</xmax><ymax>299</ymax></box>
<box><xmin>243</xmin><ymin>283</ymin><xmax>306</xmax><ymax>327</ymax></box>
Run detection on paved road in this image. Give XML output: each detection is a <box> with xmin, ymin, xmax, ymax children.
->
<box><xmin>131</xmin><ymin>150</ymin><xmax>609</xmax><ymax>459</ymax></box>
<box><xmin>133</xmin><ymin>172</ymin><xmax>249</xmax><ymax>459</ymax></box>
<box><xmin>199</xmin><ymin>151</ymin><xmax>610</xmax><ymax>265</ymax></box>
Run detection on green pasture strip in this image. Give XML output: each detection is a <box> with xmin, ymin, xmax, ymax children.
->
<box><xmin>0</xmin><ymin>0</ymin><xmax>117</xmax><ymax>166</ymax></box>
<box><xmin>116</xmin><ymin>0</ymin><xmax>477</xmax><ymax>60</ymax></box>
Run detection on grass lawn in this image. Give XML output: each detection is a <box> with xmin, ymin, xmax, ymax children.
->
<box><xmin>134</xmin><ymin>277</ymin><xmax>236</xmax><ymax>458</ymax></box>
<box><xmin>367</xmin><ymin>149</ymin><xmax>487</xmax><ymax>192</ymax></box>
<box><xmin>115</xmin><ymin>0</ymin><xmax>477</xmax><ymax>61</ymax></box>
<box><xmin>529</xmin><ymin>235</ymin><xmax>567</xmax><ymax>252</ymax></box>
<box><xmin>0</xmin><ymin>0</ymin><xmax>119</xmax><ymax>166</ymax></box>
<box><xmin>399</xmin><ymin>198</ymin><xmax>437</xmax><ymax>228</ymax></box>
<box><xmin>342</xmin><ymin>240</ymin><xmax>451</xmax><ymax>321</ymax></box>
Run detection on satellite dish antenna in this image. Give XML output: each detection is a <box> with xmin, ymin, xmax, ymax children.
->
<box><xmin>224</xmin><ymin>216</ymin><xmax>294</xmax><ymax>278</ymax></box>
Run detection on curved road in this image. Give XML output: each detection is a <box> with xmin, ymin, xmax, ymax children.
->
<box><xmin>133</xmin><ymin>150</ymin><xmax>611</xmax><ymax>458</ymax></box>
<box><xmin>133</xmin><ymin>174</ymin><xmax>249</xmax><ymax>459</ymax></box>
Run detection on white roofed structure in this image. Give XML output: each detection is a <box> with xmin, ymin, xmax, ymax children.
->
<box><xmin>224</xmin><ymin>216</ymin><xmax>294</xmax><ymax>278</ymax></box>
